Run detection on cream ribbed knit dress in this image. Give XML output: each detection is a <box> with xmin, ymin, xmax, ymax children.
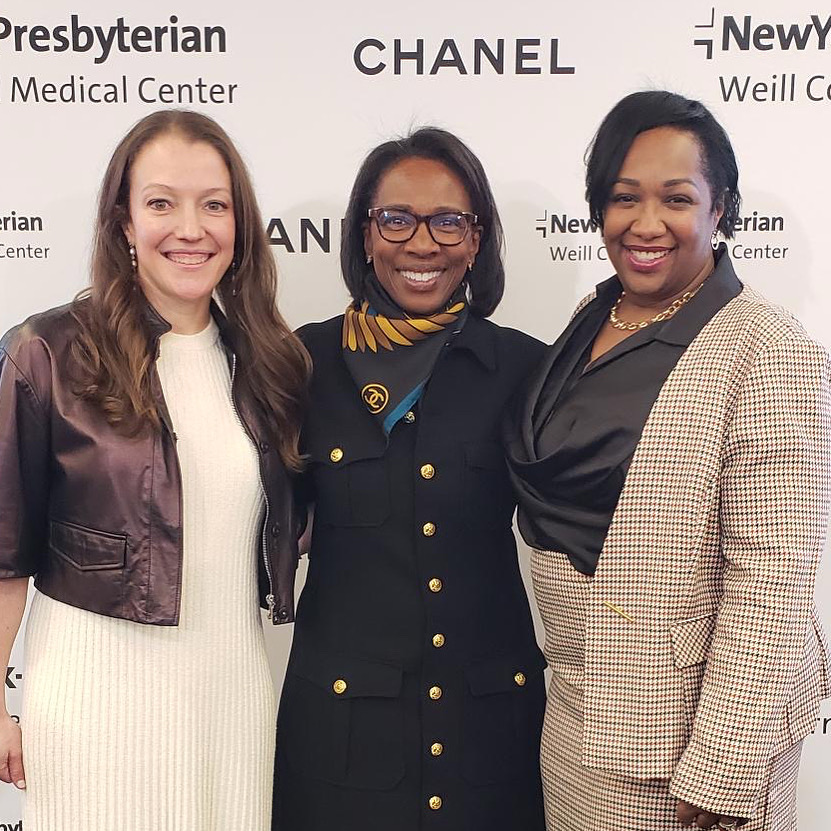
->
<box><xmin>21</xmin><ymin>320</ymin><xmax>276</xmax><ymax>831</ymax></box>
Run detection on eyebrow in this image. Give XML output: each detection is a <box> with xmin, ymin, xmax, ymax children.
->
<box><xmin>613</xmin><ymin>177</ymin><xmax>700</xmax><ymax>190</ymax></box>
<box><xmin>139</xmin><ymin>184</ymin><xmax>231</xmax><ymax>196</ymax></box>
<box><xmin>378</xmin><ymin>203</ymin><xmax>469</xmax><ymax>213</ymax></box>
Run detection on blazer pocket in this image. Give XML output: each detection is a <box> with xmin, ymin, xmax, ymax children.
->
<box><xmin>462</xmin><ymin>441</ymin><xmax>515</xmax><ymax>531</ymax></box>
<box><xmin>670</xmin><ymin>611</ymin><xmax>718</xmax><ymax>669</ymax></box>
<box><xmin>671</xmin><ymin>612</ymin><xmax>717</xmax><ymax>730</ymax></box>
<box><xmin>48</xmin><ymin>519</ymin><xmax>126</xmax><ymax>571</ymax></box>
<box><xmin>461</xmin><ymin>648</ymin><xmax>547</xmax><ymax>784</ymax></box>
<box><xmin>307</xmin><ymin>439</ymin><xmax>390</xmax><ymax>527</ymax></box>
<box><xmin>279</xmin><ymin>646</ymin><xmax>405</xmax><ymax>789</ymax></box>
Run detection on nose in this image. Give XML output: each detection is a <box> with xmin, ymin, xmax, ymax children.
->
<box><xmin>404</xmin><ymin>219</ymin><xmax>441</xmax><ymax>255</ymax></box>
<box><xmin>175</xmin><ymin>204</ymin><xmax>204</xmax><ymax>241</ymax></box>
<box><xmin>629</xmin><ymin>200</ymin><xmax>666</xmax><ymax>239</ymax></box>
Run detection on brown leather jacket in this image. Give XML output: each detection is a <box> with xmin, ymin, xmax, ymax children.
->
<box><xmin>0</xmin><ymin>299</ymin><xmax>299</xmax><ymax>625</ymax></box>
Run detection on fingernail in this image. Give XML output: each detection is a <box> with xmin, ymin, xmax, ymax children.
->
<box><xmin>15</xmin><ymin>780</ymin><xmax>25</xmax><ymax>789</ymax></box>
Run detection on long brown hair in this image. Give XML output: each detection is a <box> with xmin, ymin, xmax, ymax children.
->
<box><xmin>70</xmin><ymin>109</ymin><xmax>310</xmax><ymax>470</ymax></box>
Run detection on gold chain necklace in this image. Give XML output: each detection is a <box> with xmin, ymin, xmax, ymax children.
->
<box><xmin>608</xmin><ymin>279</ymin><xmax>708</xmax><ymax>332</ymax></box>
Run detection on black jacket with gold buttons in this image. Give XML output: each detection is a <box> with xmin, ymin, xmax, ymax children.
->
<box><xmin>275</xmin><ymin>313</ymin><xmax>547</xmax><ymax>831</ymax></box>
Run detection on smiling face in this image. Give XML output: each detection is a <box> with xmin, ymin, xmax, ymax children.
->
<box><xmin>124</xmin><ymin>132</ymin><xmax>235</xmax><ymax>331</ymax></box>
<box><xmin>363</xmin><ymin>157</ymin><xmax>480</xmax><ymax>316</ymax></box>
<box><xmin>602</xmin><ymin>126</ymin><xmax>724</xmax><ymax>309</ymax></box>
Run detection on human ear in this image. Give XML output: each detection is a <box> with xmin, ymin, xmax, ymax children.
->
<box><xmin>362</xmin><ymin>221</ymin><xmax>373</xmax><ymax>261</ymax></box>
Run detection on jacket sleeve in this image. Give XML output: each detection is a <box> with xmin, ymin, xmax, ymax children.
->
<box><xmin>669</xmin><ymin>332</ymin><xmax>831</xmax><ymax>817</ymax></box>
<box><xmin>0</xmin><ymin>343</ymin><xmax>51</xmax><ymax>579</ymax></box>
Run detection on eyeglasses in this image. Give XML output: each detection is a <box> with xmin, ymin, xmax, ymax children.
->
<box><xmin>368</xmin><ymin>207</ymin><xmax>478</xmax><ymax>246</ymax></box>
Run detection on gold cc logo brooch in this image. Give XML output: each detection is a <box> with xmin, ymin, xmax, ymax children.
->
<box><xmin>361</xmin><ymin>383</ymin><xmax>389</xmax><ymax>414</ymax></box>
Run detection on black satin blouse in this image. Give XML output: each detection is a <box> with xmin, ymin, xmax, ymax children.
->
<box><xmin>505</xmin><ymin>249</ymin><xmax>742</xmax><ymax>575</ymax></box>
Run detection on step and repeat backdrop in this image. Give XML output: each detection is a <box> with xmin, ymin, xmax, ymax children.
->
<box><xmin>2</xmin><ymin>0</ymin><xmax>830</xmax><ymax>826</ymax></box>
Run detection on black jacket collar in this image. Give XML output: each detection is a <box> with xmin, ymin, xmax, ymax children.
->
<box><xmin>446</xmin><ymin>312</ymin><xmax>498</xmax><ymax>373</ymax></box>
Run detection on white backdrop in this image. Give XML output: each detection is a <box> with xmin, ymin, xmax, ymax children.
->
<box><xmin>2</xmin><ymin>0</ymin><xmax>830</xmax><ymax>826</ymax></box>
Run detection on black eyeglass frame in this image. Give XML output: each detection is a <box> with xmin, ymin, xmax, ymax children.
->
<box><xmin>367</xmin><ymin>207</ymin><xmax>479</xmax><ymax>246</ymax></box>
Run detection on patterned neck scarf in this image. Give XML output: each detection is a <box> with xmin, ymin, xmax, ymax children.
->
<box><xmin>342</xmin><ymin>279</ymin><xmax>468</xmax><ymax>434</ymax></box>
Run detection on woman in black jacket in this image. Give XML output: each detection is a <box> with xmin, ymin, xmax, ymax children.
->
<box><xmin>274</xmin><ymin>127</ymin><xmax>547</xmax><ymax>831</ymax></box>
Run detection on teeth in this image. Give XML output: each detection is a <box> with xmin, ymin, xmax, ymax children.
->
<box><xmin>630</xmin><ymin>249</ymin><xmax>669</xmax><ymax>262</ymax></box>
<box><xmin>400</xmin><ymin>270</ymin><xmax>441</xmax><ymax>283</ymax></box>
<box><xmin>166</xmin><ymin>252</ymin><xmax>210</xmax><ymax>265</ymax></box>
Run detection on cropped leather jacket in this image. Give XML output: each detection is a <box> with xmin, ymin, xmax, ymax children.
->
<box><xmin>0</xmin><ymin>299</ymin><xmax>299</xmax><ymax>625</ymax></box>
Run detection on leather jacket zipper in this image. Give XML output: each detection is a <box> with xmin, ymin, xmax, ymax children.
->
<box><xmin>229</xmin><ymin>354</ymin><xmax>277</xmax><ymax>621</ymax></box>
<box><xmin>153</xmin><ymin>344</ymin><xmax>184</xmax><ymax>622</ymax></box>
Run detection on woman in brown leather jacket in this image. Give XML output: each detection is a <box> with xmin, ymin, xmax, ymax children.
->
<box><xmin>0</xmin><ymin>110</ymin><xmax>309</xmax><ymax>831</ymax></box>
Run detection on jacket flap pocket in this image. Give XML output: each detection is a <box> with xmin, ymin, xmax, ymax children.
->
<box><xmin>464</xmin><ymin>441</ymin><xmax>504</xmax><ymax>471</ymax></box>
<box><xmin>670</xmin><ymin>612</ymin><xmax>717</xmax><ymax>669</ymax></box>
<box><xmin>305</xmin><ymin>435</ymin><xmax>390</xmax><ymax>527</ymax></box>
<box><xmin>307</xmin><ymin>433</ymin><xmax>387</xmax><ymax>469</ymax></box>
<box><xmin>293</xmin><ymin>647</ymin><xmax>403</xmax><ymax>699</ymax></box>
<box><xmin>466</xmin><ymin>648</ymin><xmax>547</xmax><ymax>697</ymax></box>
<box><xmin>49</xmin><ymin>520</ymin><xmax>126</xmax><ymax>571</ymax></box>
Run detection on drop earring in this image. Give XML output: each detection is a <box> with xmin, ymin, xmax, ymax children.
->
<box><xmin>711</xmin><ymin>229</ymin><xmax>720</xmax><ymax>250</ymax></box>
<box><xmin>467</xmin><ymin>261</ymin><xmax>474</xmax><ymax>272</ymax></box>
<box><xmin>230</xmin><ymin>259</ymin><xmax>239</xmax><ymax>296</ymax></box>
<box><xmin>128</xmin><ymin>243</ymin><xmax>137</xmax><ymax>271</ymax></box>
<box><xmin>366</xmin><ymin>254</ymin><xmax>373</xmax><ymax>264</ymax></box>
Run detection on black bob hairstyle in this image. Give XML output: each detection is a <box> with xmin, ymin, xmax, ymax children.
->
<box><xmin>585</xmin><ymin>90</ymin><xmax>741</xmax><ymax>238</ymax></box>
<box><xmin>340</xmin><ymin>126</ymin><xmax>504</xmax><ymax>318</ymax></box>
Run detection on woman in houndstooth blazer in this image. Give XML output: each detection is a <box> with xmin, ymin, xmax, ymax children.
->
<box><xmin>505</xmin><ymin>91</ymin><xmax>831</xmax><ymax>831</ymax></box>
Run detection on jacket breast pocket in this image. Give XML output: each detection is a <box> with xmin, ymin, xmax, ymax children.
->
<box><xmin>461</xmin><ymin>648</ymin><xmax>547</xmax><ymax>784</ymax></box>
<box><xmin>48</xmin><ymin>519</ymin><xmax>126</xmax><ymax>571</ymax></box>
<box><xmin>462</xmin><ymin>441</ymin><xmax>515</xmax><ymax>531</ymax></box>
<box><xmin>309</xmin><ymin>445</ymin><xmax>390</xmax><ymax>527</ymax></box>
<box><xmin>278</xmin><ymin>646</ymin><xmax>405</xmax><ymax>789</ymax></box>
<box><xmin>670</xmin><ymin>611</ymin><xmax>717</xmax><ymax>729</ymax></box>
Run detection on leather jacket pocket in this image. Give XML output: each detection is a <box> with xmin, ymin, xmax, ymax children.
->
<box><xmin>48</xmin><ymin>519</ymin><xmax>127</xmax><ymax>571</ymax></box>
<box><xmin>461</xmin><ymin>648</ymin><xmax>547</xmax><ymax>784</ymax></box>
<box><xmin>462</xmin><ymin>441</ymin><xmax>515</xmax><ymax>530</ymax></box>
<box><xmin>308</xmin><ymin>441</ymin><xmax>390</xmax><ymax>528</ymax></box>
<box><xmin>278</xmin><ymin>646</ymin><xmax>405</xmax><ymax>789</ymax></box>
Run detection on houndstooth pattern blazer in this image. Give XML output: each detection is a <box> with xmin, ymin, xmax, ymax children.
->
<box><xmin>569</xmin><ymin>283</ymin><xmax>831</xmax><ymax>819</ymax></box>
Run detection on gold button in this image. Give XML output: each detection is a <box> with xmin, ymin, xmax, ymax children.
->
<box><xmin>430</xmin><ymin>742</ymin><xmax>444</xmax><ymax>756</ymax></box>
<box><xmin>429</xmin><ymin>685</ymin><xmax>443</xmax><ymax>700</ymax></box>
<box><xmin>428</xmin><ymin>578</ymin><xmax>442</xmax><ymax>593</ymax></box>
<box><xmin>514</xmin><ymin>672</ymin><xmax>526</xmax><ymax>687</ymax></box>
<box><xmin>420</xmin><ymin>463</ymin><xmax>435</xmax><ymax>480</ymax></box>
<box><xmin>333</xmin><ymin>678</ymin><xmax>347</xmax><ymax>694</ymax></box>
<box><xmin>422</xmin><ymin>522</ymin><xmax>436</xmax><ymax>537</ymax></box>
<box><xmin>432</xmin><ymin>633</ymin><xmax>445</xmax><ymax>648</ymax></box>
<box><xmin>429</xmin><ymin>795</ymin><xmax>443</xmax><ymax>810</ymax></box>
<box><xmin>329</xmin><ymin>447</ymin><xmax>344</xmax><ymax>463</ymax></box>
<box><xmin>404</xmin><ymin>411</ymin><xmax>416</xmax><ymax>423</ymax></box>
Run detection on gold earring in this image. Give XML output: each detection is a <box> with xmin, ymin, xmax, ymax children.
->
<box><xmin>230</xmin><ymin>259</ymin><xmax>239</xmax><ymax>296</ymax></box>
